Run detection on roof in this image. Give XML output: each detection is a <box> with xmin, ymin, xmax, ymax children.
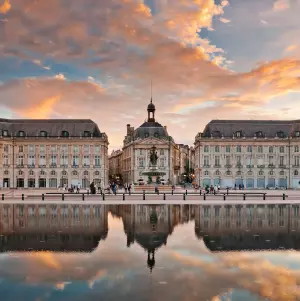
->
<box><xmin>202</xmin><ymin>119</ymin><xmax>300</xmax><ymax>138</ymax></box>
<box><xmin>134</xmin><ymin>121</ymin><xmax>169</xmax><ymax>139</ymax></box>
<box><xmin>0</xmin><ymin>118</ymin><xmax>103</xmax><ymax>138</ymax></box>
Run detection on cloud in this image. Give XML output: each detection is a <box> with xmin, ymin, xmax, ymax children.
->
<box><xmin>273</xmin><ymin>0</ymin><xmax>290</xmax><ymax>11</ymax></box>
<box><xmin>219</xmin><ymin>17</ymin><xmax>231</xmax><ymax>23</ymax></box>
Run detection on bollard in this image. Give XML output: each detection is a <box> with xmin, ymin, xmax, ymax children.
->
<box><xmin>22</xmin><ymin>194</ymin><xmax>24</xmax><ymax>201</ymax></box>
<box><xmin>163</xmin><ymin>193</ymin><xmax>166</xmax><ymax>200</ymax></box>
<box><xmin>243</xmin><ymin>193</ymin><xmax>246</xmax><ymax>201</ymax></box>
<box><xmin>227</xmin><ymin>188</ymin><xmax>229</xmax><ymax>195</ymax></box>
<box><xmin>200</xmin><ymin>190</ymin><xmax>202</xmax><ymax>196</ymax></box>
<box><xmin>157</xmin><ymin>189</ymin><xmax>160</xmax><ymax>195</ymax></box>
<box><xmin>102</xmin><ymin>193</ymin><xmax>105</xmax><ymax>201</ymax></box>
<box><xmin>143</xmin><ymin>189</ymin><xmax>145</xmax><ymax>195</ymax></box>
<box><xmin>42</xmin><ymin>194</ymin><xmax>44</xmax><ymax>201</ymax></box>
<box><xmin>62</xmin><ymin>193</ymin><xmax>64</xmax><ymax>201</ymax></box>
<box><xmin>172</xmin><ymin>189</ymin><xmax>174</xmax><ymax>195</ymax></box>
<box><xmin>186</xmin><ymin>189</ymin><xmax>188</xmax><ymax>195</ymax></box>
<box><xmin>123</xmin><ymin>193</ymin><xmax>125</xmax><ymax>201</ymax></box>
<box><xmin>263</xmin><ymin>193</ymin><xmax>266</xmax><ymax>200</ymax></box>
<box><xmin>214</xmin><ymin>190</ymin><xmax>216</xmax><ymax>195</ymax></box>
<box><xmin>223</xmin><ymin>193</ymin><xmax>226</xmax><ymax>201</ymax></box>
<box><xmin>204</xmin><ymin>193</ymin><xmax>206</xmax><ymax>201</ymax></box>
<box><xmin>87</xmin><ymin>190</ymin><xmax>89</xmax><ymax>195</ymax></box>
<box><xmin>183</xmin><ymin>193</ymin><xmax>186</xmax><ymax>201</ymax></box>
<box><xmin>1</xmin><ymin>194</ymin><xmax>4</xmax><ymax>201</ymax></box>
<box><xmin>283</xmin><ymin>193</ymin><xmax>286</xmax><ymax>200</ymax></box>
<box><xmin>82</xmin><ymin>194</ymin><xmax>85</xmax><ymax>201</ymax></box>
<box><xmin>143</xmin><ymin>193</ymin><xmax>145</xmax><ymax>201</ymax></box>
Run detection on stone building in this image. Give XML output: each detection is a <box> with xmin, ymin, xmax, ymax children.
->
<box><xmin>194</xmin><ymin>120</ymin><xmax>300</xmax><ymax>189</ymax></box>
<box><xmin>116</xmin><ymin>99</ymin><xmax>180</xmax><ymax>185</ymax></box>
<box><xmin>0</xmin><ymin>119</ymin><xmax>109</xmax><ymax>189</ymax></box>
<box><xmin>108</xmin><ymin>149</ymin><xmax>123</xmax><ymax>181</ymax></box>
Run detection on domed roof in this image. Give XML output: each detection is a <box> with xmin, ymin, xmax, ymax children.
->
<box><xmin>135</xmin><ymin>232</ymin><xmax>168</xmax><ymax>251</ymax></box>
<box><xmin>147</xmin><ymin>100</ymin><xmax>155</xmax><ymax>111</ymax></box>
<box><xmin>134</xmin><ymin>121</ymin><xmax>168</xmax><ymax>139</ymax></box>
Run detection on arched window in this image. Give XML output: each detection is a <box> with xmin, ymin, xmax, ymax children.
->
<box><xmin>215</xmin><ymin>146</ymin><xmax>220</xmax><ymax>152</ymax></box>
<box><xmin>236</xmin><ymin>145</ymin><xmax>241</xmax><ymax>153</ymax></box>
<box><xmin>204</xmin><ymin>146</ymin><xmax>209</xmax><ymax>153</ymax></box>
<box><xmin>226</xmin><ymin>146</ymin><xmax>230</xmax><ymax>153</ymax></box>
<box><xmin>295</xmin><ymin>131</ymin><xmax>300</xmax><ymax>137</ymax></box>
<box><xmin>247</xmin><ymin>146</ymin><xmax>252</xmax><ymax>152</ymax></box>
<box><xmin>61</xmin><ymin>131</ymin><xmax>69</xmax><ymax>137</ymax></box>
<box><xmin>215</xmin><ymin>170</ymin><xmax>220</xmax><ymax>176</ymax></box>
<box><xmin>72</xmin><ymin>170</ymin><xmax>78</xmax><ymax>176</ymax></box>
<box><xmin>95</xmin><ymin>171</ymin><xmax>100</xmax><ymax>176</ymax></box>
<box><xmin>294</xmin><ymin>170</ymin><xmax>299</xmax><ymax>176</ymax></box>
<box><xmin>144</xmin><ymin>133</ymin><xmax>149</xmax><ymax>138</ymax></box>
<box><xmin>4</xmin><ymin>170</ymin><xmax>9</xmax><ymax>175</ymax></box>
<box><xmin>247</xmin><ymin>171</ymin><xmax>253</xmax><ymax>176</ymax></box>
<box><xmin>277</xmin><ymin>131</ymin><xmax>285</xmax><ymax>138</ymax></box>
<box><xmin>18</xmin><ymin>170</ymin><xmax>23</xmax><ymax>176</ymax></box>
<box><xmin>280</xmin><ymin>146</ymin><xmax>285</xmax><ymax>153</ymax></box>
<box><xmin>235</xmin><ymin>131</ymin><xmax>242</xmax><ymax>138</ymax></box>
<box><xmin>3</xmin><ymin>130</ymin><xmax>8</xmax><ymax>137</ymax></box>
<box><xmin>83</xmin><ymin>170</ymin><xmax>89</xmax><ymax>176</ymax></box>
<box><xmin>226</xmin><ymin>170</ymin><xmax>231</xmax><ymax>176</ymax></box>
<box><xmin>258</xmin><ymin>146</ymin><xmax>263</xmax><ymax>153</ymax></box>
<box><xmin>50</xmin><ymin>170</ymin><xmax>56</xmax><ymax>176</ymax></box>
<box><xmin>40</xmin><ymin>131</ymin><xmax>47</xmax><ymax>137</ymax></box>
<box><xmin>40</xmin><ymin>170</ymin><xmax>45</xmax><ymax>176</ymax></box>
<box><xmin>204</xmin><ymin>170</ymin><xmax>209</xmax><ymax>176</ymax></box>
<box><xmin>279</xmin><ymin>170</ymin><xmax>284</xmax><ymax>176</ymax></box>
<box><xmin>236</xmin><ymin>171</ymin><xmax>241</xmax><ymax>176</ymax></box>
<box><xmin>269</xmin><ymin>146</ymin><xmax>273</xmax><ymax>153</ymax></box>
<box><xmin>258</xmin><ymin>171</ymin><xmax>263</xmax><ymax>176</ymax></box>
<box><xmin>295</xmin><ymin>146</ymin><xmax>299</xmax><ymax>153</ymax></box>
<box><xmin>256</xmin><ymin>131</ymin><xmax>263</xmax><ymax>138</ymax></box>
<box><xmin>29</xmin><ymin>170</ymin><xmax>34</xmax><ymax>176</ymax></box>
<box><xmin>62</xmin><ymin>171</ymin><xmax>67</xmax><ymax>176</ymax></box>
<box><xmin>153</xmin><ymin>132</ymin><xmax>159</xmax><ymax>138</ymax></box>
<box><xmin>269</xmin><ymin>171</ymin><xmax>274</xmax><ymax>176</ymax></box>
<box><xmin>17</xmin><ymin>131</ymin><xmax>25</xmax><ymax>137</ymax></box>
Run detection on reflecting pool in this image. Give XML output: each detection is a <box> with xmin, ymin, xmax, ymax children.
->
<box><xmin>1</xmin><ymin>203</ymin><xmax>300</xmax><ymax>300</ymax></box>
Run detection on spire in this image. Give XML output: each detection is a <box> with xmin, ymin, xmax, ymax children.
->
<box><xmin>150</xmin><ymin>79</ymin><xmax>153</xmax><ymax>103</ymax></box>
<box><xmin>147</xmin><ymin>80</ymin><xmax>156</xmax><ymax>122</ymax></box>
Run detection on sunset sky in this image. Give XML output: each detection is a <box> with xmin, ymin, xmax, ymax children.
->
<box><xmin>0</xmin><ymin>0</ymin><xmax>300</xmax><ymax>151</ymax></box>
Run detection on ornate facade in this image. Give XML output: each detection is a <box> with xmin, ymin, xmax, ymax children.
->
<box><xmin>194</xmin><ymin>120</ymin><xmax>300</xmax><ymax>189</ymax></box>
<box><xmin>0</xmin><ymin>119</ymin><xmax>109</xmax><ymax>189</ymax></box>
<box><xmin>110</xmin><ymin>99</ymin><xmax>181</xmax><ymax>184</ymax></box>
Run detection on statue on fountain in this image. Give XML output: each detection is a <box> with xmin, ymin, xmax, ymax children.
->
<box><xmin>149</xmin><ymin>146</ymin><xmax>158</xmax><ymax>166</ymax></box>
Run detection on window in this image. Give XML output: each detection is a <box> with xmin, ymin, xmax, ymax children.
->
<box><xmin>154</xmin><ymin>132</ymin><xmax>159</xmax><ymax>138</ymax></box>
<box><xmin>295</xmin><ymin>146</ymin><xmax>299</xmax><ymax>153</ymax></box>
<box><xmin>95</xmin><ymin>171</ymin><xmax>100</xmax><ymax>176</ymax></box>
<box><xmin>60</xmin><ymin>155</ymin><xmax>68</xmax><ymax>166</ymax></box>
<box><xmin>61</xmin><ymin>131</ymin><xmax>69</xmax><ymax>137</ymax></box>
<box><xmin>235</xmin><ymin>131</ymin><xmax>242</xmax><ymax>138</ymax></box>
<box><xmin>39</xmin><ymin>155</ymin><xmax>46</xmax><ymax>166</ymax></box>
<box><xmin>256</xmin><ymin>131</ymin><xmax>263</xmax><ymax>137</ymax></box>
<box><xmin>83</xmin><ymin>131</ymin><xmax>91</xmax><ymax>137</ymax></box>
<box><xmin>50</xmin><ymin>170</ymin><xmax>56</xmax><ymax>176</ymax></box>
<box><xmin>83</xmin><ymin>155</ymin><xmax>90</xmax><ymax>166</ymax></box>
<box><xmin>84</xmin><ymin>145</ymin><xmax>90</xmax><ymax>152</ymax></box>
<box><xmin>225</xmin><ymin>155</ymin><xmax>230</xmax><ymax>165</ymax></box>
<box><xmin>215</xmin><ymin>146</ymin><xmax>220</xmax><ymax>152</ymax></box>
<box><xmin>50</xmin><ymin>155</ymin><xmax>57</xmax><ymax>165</ymax></box>
<box><xmin>204</xmin><ymin>156</ymin><xmax>209</xmax><ymax>166</ymax></box>
<box><xmin>277</xmin><ymin>131</ymin><xmax>284</xmax><ymax>138</ymax></box>
<box><xmin>19</xmin><ymin>145</ymin><xmax>23</xmax><ymax>152</ymax></box>
<box><xmin>95</xmin><ymin>155</ymin><xmax>101</xmax><ymax>167</ymax></box>
<box><xmin>18</xmin><ymin>170</ymin><xmax>23</xmax><ymax>176</ymax></box>
<box><xmin>268</xmin><ymin>156</ymin><xmax>274</xmax><ymax>165</ymax></box>
<box><xmin>160</xmin><ymin>149</ymin><xmax>164</xmax><ymax>155</ymax></box>
<box><xmin>139</xmin><ymin>149</ymin><xmax>143</xmax><ymax>155</ymax></box>
<box><xmin>72</xmin><ymin>170</ymin><xmax>78</xmax><ymax>176</ymax></box>
<box><xmin>296</xmin><ymin>131</ymin><xmax>300</xmax><ymax>137</ymax></box>
<box><xmin>280</xmin><ymin>146</ymin><xmax>285</xmax><ymax>153</ymax></box>
<box><xmin>18</xmin><ymin>155</ymin><xmax>24</xmax><ymax>166</ymax></box>
<box><xmin>159</xmin><ymin>158</ymin><xmax>164</xmax><ymax>167</ymax></box>
<box><xmin>51</xmin><ymin>145</ymin><xmax>57</xmax><ymax>152</ymax></box>
<box><xmin>72</xmin><ymin>155</ymin><xmax>79</xmax><ymax>166</ymax></box>
<box><xmin>73</xmin><ymin>145</ymin><xmax>79</xmax><ymax>153</ymax></box>
<box><xmin>95</xmin><ymin>145</ymin><xmax>100</xmax><ymax>153</ymax></box>
<box><xmin>17</xmin><ymin>131</ymin><xmax>25</xmax><ymax>137</ymax></box>
<box><xmin>62</xmin><ymin>170</ymin><xmax>67</xmax><ymax>176</ymax></box>
<box><xmin>3</xmin><ymin>155</ymin><xmax>8</xmax><ymax>165</ymax></box>
<box><xmin>204</xmin><ymin>146</ymin><xmax>209</xmax><ymax>153</ymax></box>
<box><xmin>236</xmin><ymin>171</ymin><xmax>241</xmax><ymax>176</ymax></box>
<box><xmin>236</xmin><ymin>145</ymin><xmax>241</xmax><ymax>153</ymax></box>
<box><xmin>28</xmin><ymin>145</ymin><xmax>34</xmax><ymax>153</ymax></box>
<box><xmin>40</xmin><ymin>170</ymin><xmax>45</xmax><ymax>176</ymax></box>
<box><xmin>40</xmin><ymin>131</ymin><xmax>47</xmax><ymax>137</ymax></box>
<box><xmin>295</xmin><ymin>156</ymin><xmax>300</xmax><ymax>167</ymax></box>
<box><xmin>258</xmin><ymin>146</ymin><xmax>263</xmax><ymax>153</ymax></box>
<box><xmin>3</xmin><ymin>130</ymin><xmax>8</xmax><ymax>136</ymax></box>
<box><xmin>40</xmin><ymin>145</ymin><xmax>45</xmax><ymax>153</ymax></box>
<box><xmin>61</xmin><ymin>145</ymin><xmax>68</xmax><ymax>153</ymax></box>
<box><xmin>294</xmin><ymin>170</ymin><xmax>299</xmax><ymax>176</ymax></box>
<box><xmin>280</xmin><ymin>156</ymin><xmax>284</xmax><ymax>165</ymax></box>
<box><xmin>247</xmin><ymin>146</ymin><xmax>252</xmax><ymax>152</ymax></box>
<box><xmin>28</xmin><ymin>155</ymin><xmax>35</xmax><ymax>166</ymax></box>
<box><xmin>204</xmin><ymin>170</ymin><xmax>209</xmax><ymax>176</ymax></box>
<box><xmin>4</xmin><ymin>145</ymin><xmax>8</xmax><ymax>152</ymax></box>
<box><xmin>226</xmin><ymin>170</ymin><xmax>231</xmax><ymax>176</ymax></box>
<box><xmin>269</xmin><ymin>171</ymin><xmax>274</xmax><ymax>176</ymax></box>
<box><xmin>259</xmin><ymin>170</ymin><xmax>264</xmax><ymax>176</ymax></box>
<box><xmin>226</xmin><ymin>146</ymin><xmax>230</xmax><ymax>153</ymax></box>
<box><xmin>215</xmin><ymin>170</ymin><xmax>220</xmax><ymax>176</ymax></box>
<box><xmin>84</xmin><ymin>170</ymin><xmax>89</xmax><ymax>176</ymax></box>
<box><xmin>214</xmin><ymin>156</ymin><xmax>220</xmax><ymax>166</ymax></box>
<box><xmin>138</xmin><ymin>157</ymin><xmax>144</xmax><ymax>167</ymax></box>
<box><xmin>280</xmin><ymin>170</ymin><xmax>284</xmax><ymax>176</ymax></box>
<box><xmin>269</xmin><ymin>146</ymin><xmax>273</xmax><ymax>153</ymax></box>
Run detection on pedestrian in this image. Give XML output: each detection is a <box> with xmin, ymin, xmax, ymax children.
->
<box><xmin>128</xmin><ymin>183</ymin><xmax>132</xmax><ymax>194</ymax></box>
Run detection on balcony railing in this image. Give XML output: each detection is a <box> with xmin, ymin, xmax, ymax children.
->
<box><xmin>72</xmin><ymin>165</ymin><xmax>79</xmax><ymax>168</ymax></box>
<box><xmin>3</xmin><ymin>164</ymin><xmax>10</xmax><ymax>168</ymax></box>
<box><xmin>279</xmin><ymin>164</ymin><xmax>286</xmax><ymax>168</ymax></box>
<box><xmin>83</xmin><ymin>164</ymin><xmax>90</xmax><ymax>168</ymax></box>
<box><xmin>268</xmin><ymin>164</ymin><xmax>275</xmax><ymax>168</ymax></box>
<box><xmin>60</xmin><ymin>164</ymin><xmax>68</xmax><ymax>168</ymax></box>
<box><xmin>246</xmin><ymin>165</ymin><xmax>254</xmax><ymax>168</ymax></box>
<box><xmin>236</xmin><ymin>164</ymin><xmax>242</xmax><ymax>168</ymax></box>
<box><xmin>214</xmin><ymin>164</ymin><xmax>221</xmax><ymax>168</ymax></box>
<box><xmin>39</xmin><ymin>165</ymin><xmax>46</xmax><ymax>168</ymax></box>
<box><xmin>203</xmin><ymin>164</ymin><xmax>210</xmax><ymax>168</ymax></box>
<box><xmin>293</xmin><ymin>165</ymin><xmax>300</xmax><ymax>168</ymax></box>
<box><xmin>225</xmin><ymin>164</ymin><xmax>232</xmax><ymax>168</ymax></box>
<box><xmin>27</xmin><ymin>164</ymin><xmax>35</xmax><ymax>168</ymax></box>
<box><xmin>17</xmin><ymin>164</ymin><xmax>24</xmax><ymax>168</ymax></box>
<box><xmin>94</xmin><ymin>165</ymin><xmax>101</xmax><ymax>168</ymax></box>
<box><xmin>50</xmin><ymin>163</ymin><xmax>57</xmax><ymax>168</ymax></box>
<box><xmin>257</xmin><ymin>165</ymin><xmax>265</xmax><ymax>168</ymax></box>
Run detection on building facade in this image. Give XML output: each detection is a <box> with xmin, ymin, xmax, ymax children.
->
<box><xmin>0</xmin><ymin>119</ymin><xmax>109</xmax><ymax>189</ymax></box>
<box><xmin>194</xmin><ymin>120</ymin><xmax>300</xmax><ymax>189</ymax></box>
<box><xmin>108</xmin><ymin>149</ymin><xmax>123</xmax><ymax>182</ymax></box>
<box><xmin>113</xmin><ymin>99</ymin><xmax>181</xmax><ymax>185</ymax></box>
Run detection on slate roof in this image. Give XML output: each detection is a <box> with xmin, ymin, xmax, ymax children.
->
<box><xmin>134</xmin><ymin>121</ymin><xmax>169</xmax><ymax>139</ymax></box>
<box><xmin>0</xmin><ymin>118</ymin><xmax>103</xmax><ymax>137</ymax></box>
<box><xmin>202</xmin><ymin>120</ymin><xmax>300</xmax><ymax>138</ymax></box>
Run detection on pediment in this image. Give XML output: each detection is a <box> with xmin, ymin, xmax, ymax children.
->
<box><xmin>137</xmin><ymin>137</ymin><xmax>168</xmax><ymax>146</ymax></box>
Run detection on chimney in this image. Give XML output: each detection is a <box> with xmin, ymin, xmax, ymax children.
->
<box><xmin>164</xmin><ymin>126</ymin><xmax>167</xmax><ymax>131</ymax></box>
<box><xmin>127</xmin><ymin>124</ymin><xmax>130</xmax><ymax>135</ymax></box>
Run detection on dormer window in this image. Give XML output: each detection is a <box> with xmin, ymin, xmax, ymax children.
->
<box><xmin>40</xmin><ymin>131</ymin><xmax>47</xmax><ymax>137</ymax></box>
<box><xmin>2</xmin><ymin>130</ymin><xmax>8</xmax><ymax>137</ymax></box>
<box><xmin>154</xmin><ymin>132</ymin><xmax>159</xmax><ymax>138</ymax></box>
<box><xmin>277</xmin><ymin>131</ymin><xmax>284</xmax><ymax>138</ymax></box>
<box><xmin>235</xmin><ymin>131</ymin><xmax>242</xmax><ymax>138</ymax></box>
<box><xmin>144</xmin><ymin>133</ymin><xmax>149</xmax><ymax>138</ymax></box>
<box><xmin>213</xmin><ymin>131</ymin><xmax>221</xmax><ymax>138</ymax></box>
<box><xmin>295</xmin><ymin>131</ymin><xmax>300</xmax><ymax>137</ymax></box>
<box><xmin>255</xmin><ymin>131</ymin><xmax>263</xmax><ymax>138</ymax></box>
<box><xmin>83</xmin><ymin>131</ymin><xmax>91</xmax><ymax>137</ymax></box>
<box><xmin>61</xmin><ymin>131</ymin><xmax>69</xmax><ymax>137</ymax></box>
<box><xmin>17</xmin><ymin>131</ymin><xmax>25</xmax><ymax>137</ymax></box>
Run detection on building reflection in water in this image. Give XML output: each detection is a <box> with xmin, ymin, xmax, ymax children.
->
<box><xmin>110</xmin><ymin>204</ymin><xmax>194</xmax><ymax>272</ymax></box>
<box><xmin>0</xmin><ymin>204</ymin><xmax>108</xmax><ymax>252</ymax></box>
<box><xmin>194</xmin><ymin>203</ymin><xmax>300</xmax><ymax>251</ymax></box>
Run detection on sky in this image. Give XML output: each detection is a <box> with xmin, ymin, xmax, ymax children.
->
<box><xmin>1</xmin><ymin>0</ymin><xmax>300</xmax><ymax>152</ymax></box>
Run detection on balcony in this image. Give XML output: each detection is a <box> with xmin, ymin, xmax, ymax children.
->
<box><xmin>293</xmin><ymin>165</ymin><xmax>300</xmax><ymax>168</ymax></box>
<box><xmin>225</xmin><ymin>164</ymin><xmax>232</xmax><ymax>168</ymax></box>
<box><xmin>257</xmin><ymin>165</ymin><xmax>265</xmax><ymax>168</ymax></box>
<box><xmin>50</xmin><ymin>164</ymin><xmax>57</xmax><ymax>168</ymax></box>
<box><xmin>83</xmin><ymin>164</ymin><xmax>90</xmax><ymax>168</ymax></box>
<box><xmin>236</xmin><ymin>164</ymin><xmax>242</xmax><ymax>168</ymax></box>
<box><xmin>3</xmin><ymin>164</ymin><xmax>10</xmax><ymax>168</ymax></box>
<box><xmin>27</xmin><ymin>164</ymin><xmax>35</xmax><ymax>168</ymax></box>
<box><xmin>138</xmin><ymin>166</ymin><xmax>145</xmax><ymax>169</ymax></box>
<box><xmin>203</xmin><ymin>165</ymin><xmax>210</xmax><ymax>168</ymax></box>
<box><xmin>60</xmin><ymin>164</ymin><xmax>68</xmax><ymax>168</ymax></box>
<box><xmin>214</xmin><ymin>164</ymin><xmax>221</xmax><ymax>168</ymax></box>
<box><xmin>279</xmin><ymin>164</ymin><xmax>286</xmax><ymax>168</ymax></box>
<box><xmin>72</xmin><ymin>165</ymin><xmax>79</xmax><ymax>168</ymax></box>
<box><xmin>246</xmin><ymin>165</ymin><xmax>254</xmax><ymax>168</ymax></box>
<box><xmin>17</xmin><ymin>165</ymin><xmax>24</xmax><ymax>168</ymax></box>
<box><xmin>268</xmin><ymin>164</ymin><xmax>275</xmax><ymax>168</ymax></box>
<box><xmin>94</xmin><ymin>165</ymin><xmax>101</xmax><ymax>168</ymax></box>
<box><xmin>39</xmin><ymin>165</ymin><xmax>46</xmax><ymax>168</ymax></box>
